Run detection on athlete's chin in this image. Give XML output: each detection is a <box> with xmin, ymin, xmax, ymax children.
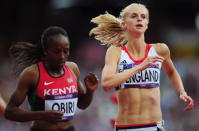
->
<box><xmin>135</xmin><ymin>29</ymin><xmax>145</xmax><ymax>33</ymax></box>
<box><xmin>54</xmin><ymin>62</ymin><xmax>65</xmax><ymax>68</ymax></box>
<box><xmin>58</xmin><ymin>63</ymin><xmax>65</xmax><ymax>67</ymax></box>
<box><xmin>130</xmin><ymin>29</ymin><xmax>145</xmax><ymax>34</ymax></box>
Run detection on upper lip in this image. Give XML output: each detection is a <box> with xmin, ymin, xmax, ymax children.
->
<box><xmin>136</xmin><ymin>24</ymin><xmax>143</xmax><ymax>27</ymax></box>
<box><xmin>58</xmin><ymin>60</ymin><xmax>65</xmax><ymax>64</ymax></box>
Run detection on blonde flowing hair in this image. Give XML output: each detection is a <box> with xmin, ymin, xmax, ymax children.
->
<box><xmin>89</xmin><ymin>12</ymin><xmax>125</xmax><ymax>47</ymax></box>
<box><xmin>89</xmin><ymin>3</ymin><xmax>148</xmax><ymax>47</ymax></box>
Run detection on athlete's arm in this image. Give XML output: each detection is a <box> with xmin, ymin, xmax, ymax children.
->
<box><xmin>155</xmin><ymin>43</ymin><xmax>194</xmax><ymax>111</ymax></box>
<box><xmin>5</xmin><ymin>65</ymin><xmax>63</xmax><ymax>122</ymax></box>
<box><xmin>102</xmin><ymin>46</ymin><xmax>164</xmax><ymax>91</ymax></box>
<box><xmin>66</xmin><ymin>62</ymin><xmax>98</xmax><ymax>109</ymax></box>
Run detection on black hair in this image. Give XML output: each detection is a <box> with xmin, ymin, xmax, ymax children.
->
<box><xmin>41</xmin><ymin>26</ymin><xmax>68</xmax><ymax>50</ymax></box>
<box><xmin>9</xmin><ymin>26</ymin><xmax>69</xmax><ymax>76</ymax></box>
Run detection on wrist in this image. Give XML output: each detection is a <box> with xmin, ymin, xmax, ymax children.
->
<box><xmin>86</xmin><ymin>88</ymin><xmax>95</xmax><ymax>94</ymax></box>
<box><xmin>33</xmin><ymin>111</ymin><xmax>43</xmax><ymax>120</ymax></box>
<box><xmin>131</xmin><ymin>65</ymin><xmax>140</xmax><ymax>75</ymax></box>
<box><xmin>179</xmin><ymin>90</ymin><xmax>187</xmax><ymax>96</ymax></box>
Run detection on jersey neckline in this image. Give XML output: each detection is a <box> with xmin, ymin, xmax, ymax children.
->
<box><xmin>122</xmin><ymin>44</ymin><xmax>151</xmax><ymax>63</ymax></box>
<box><xmin>39</xmin><ymin>62</ymin><xmax>66</xmax><ymax>78</ymax></box>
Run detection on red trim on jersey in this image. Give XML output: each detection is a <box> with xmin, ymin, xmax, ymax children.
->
<box><xmin>122</xmin><ymin>44</ymin><xmax>152</xmax><ymax>63</ymax></box>
<box><xmin>115</xmin><ymin>122</ymin><xmax>157</xmax><ymax>128</ymax></box>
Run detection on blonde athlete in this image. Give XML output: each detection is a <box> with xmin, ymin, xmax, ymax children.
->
<box><xmin>90</xmin><ymin>3</ymin><xmax>193</xmax><ymax>131</ymax></box>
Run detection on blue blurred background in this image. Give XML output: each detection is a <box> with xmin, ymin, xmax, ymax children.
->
<box><xmin>0</xmin><ymin>0</ymin><xmax>199</xmax><ymax>131</ymax></box>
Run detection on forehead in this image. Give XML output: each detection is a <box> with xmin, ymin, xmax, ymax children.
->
<box><xmin>126</xmin><ymin>4</ymin><xmax>148</xmax><ymax>16</ymax></box>
<box><xmin>47</xmin><ymin>34</ymin><xmax>70</xmax><ymax>48</ymax></box>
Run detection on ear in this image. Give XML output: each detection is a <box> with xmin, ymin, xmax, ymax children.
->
<box><xmin>120</xmin><ymin>21</ymin><xmax>126</xmax><ymax>31</ymax></box>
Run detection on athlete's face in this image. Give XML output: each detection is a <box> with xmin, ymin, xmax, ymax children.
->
<box><xmin>121</xmin><ymin>5</ymin><xmax>149</xmax><ymax>34</ymax></box>
<box><xmin>45</xmin><ymin>34</ymin><xmax>70</xmax><ymax>68</ymax></box>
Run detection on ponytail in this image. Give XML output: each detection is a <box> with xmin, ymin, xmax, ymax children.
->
<box><xmin>89</xmin><ymin>12</ymin><xmax>126</xmax><ymax>46</ymax></box>
<box><xmin>9</xmin><ymin>42</ymin><xmax>43</xmax><ymax>76</ymax></box>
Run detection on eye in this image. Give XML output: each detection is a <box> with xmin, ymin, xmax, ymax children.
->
<box><xmin>131</xmin><ymin>14</ymin><xmax>137</xmax><ymax>18</ymax></box>
<box><xmin>141</xmin><ymin>14</ymin><xmax>147</xmax><ymax>19</ymax></box>
<box><xmin>51</xmin><ymin>49</ymin><xmax>60</xmax><ymax>54</ymax></box>
<box><xmin>64</xmin><ymin>49</ymin><xmax>69</xmax><ymax>54</ymax></box>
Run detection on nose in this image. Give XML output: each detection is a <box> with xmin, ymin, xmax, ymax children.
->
<box><xmin>60</xmin><ymin>51</ymin><xmax>66</xmax><ymax>60</ymax></box>
<box><xmin>137</xmin><ymin>16</ymin><xmax>142</xmax><ymax>21</ymax></box>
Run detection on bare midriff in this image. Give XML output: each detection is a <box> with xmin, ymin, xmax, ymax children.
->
<box><xmin>116</xmin><ymin>87</ymin><xmax>162</xmax><ymax>125</ymax></box>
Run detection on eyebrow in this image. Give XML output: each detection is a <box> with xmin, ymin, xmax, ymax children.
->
<box><xmin>130</xmin><ymin>12</ymin><xmax>147</xmax><ymax>16</ymax></box>
<box><xmin>130</xmin><ymin>12</ymin><xmax>148</xmax><ymax>19</ymax></box>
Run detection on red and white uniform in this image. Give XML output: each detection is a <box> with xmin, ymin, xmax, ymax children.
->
<box><xmin>116</xmin><ymin>44</ymin><xmax>162</xmax><ymax>90</ymax></box>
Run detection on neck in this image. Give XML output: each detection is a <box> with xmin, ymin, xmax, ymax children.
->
<box><xmin>126</xmin><ymin>33</ymin><xmax>146</xmax><ymax>54</ymax></box>
<box><xmin>43</xmin><ymin>61</ymin><xmax>64</xmax><ymax>77</ymax></box>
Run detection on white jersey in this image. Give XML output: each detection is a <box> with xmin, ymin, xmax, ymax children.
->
<box><xmin>116</xmin><ymin>44</ymin><xmax>162</xmax><ymax>90</ymax></box>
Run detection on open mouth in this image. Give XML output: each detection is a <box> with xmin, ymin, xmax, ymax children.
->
<box><xmin>58</xmin><ymin>61</ymin><xmax>65</xmax><ymax>66</ymax></box>
<box><xmin>136</xmin><ymin>24</ymin><xmax>143</xmax><ymax>27</ymax></box>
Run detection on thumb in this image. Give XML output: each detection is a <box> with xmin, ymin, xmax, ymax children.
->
<box><xmin>180</xmin><ymin>96</ymin><xmax>187</xmax><ymax>102</ymax></box>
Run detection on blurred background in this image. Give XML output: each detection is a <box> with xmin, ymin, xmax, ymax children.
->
<box><xmin>0</xmin><ymin>0</ymin><xmax>199</xmax><ymax>130</ymax></box>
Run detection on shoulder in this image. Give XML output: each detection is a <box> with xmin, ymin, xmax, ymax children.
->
<box><xmin>19</xmin><ymin>64</ymin><xmax>39</xmax><ymax>86</ymax></box>
<box><xmin>151</xmin><ymin>43</ymin><xmax>170</xmax><ymax>59</ymax></box>
<box><xmin>65</xmin><ymin>61</ymin><xmax>79</xmax><ymax>72</ymax></box>
<box><xmin>106</xmin><ymin>45</ymin><xmax>121</xmax><ymax>55</ymax></box>
<box><xmin>105</xmin><ymin>45</ymin><xmax>121</xmax><ymax>61</ymax></box>
<box><xmin>65</xmin><ymin>61</ymin><xmax>80</xmax><ymax>78</ymax></box>
<box><xmin>21</xmin><ymin>64</ymin><xmax>38</xmax><ymax>77</ymax></box>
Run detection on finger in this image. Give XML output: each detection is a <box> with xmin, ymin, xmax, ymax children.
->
<box><xmin>87</xmin><ymin>78</ymin><xmax>98</xmax><ymax>85</ymax></box>
<box><xmin>148</xmin><ymin>56</ymin><xmax>164</xmax><ymax>61</ymax></box>
<box><xmin>183</xmin><ymin>97</ymin><xmax>194</xmax><ymax>111</ymax></box>
<box><xmin>184</xmin><ymin>106</ymin><xmax>191</xmax><ymax>111</ymax></box>
<box><xmin>84</xmin><ymin>76</ymin><xmax>97</xmax><ymax>83</ymax></box>
<box><xmin>183</xmin><ymin>96</ymin><xmax>193</xmax><ymax>103</ymax></box>
<box><xmin>84</xmin><ymin>73</ymin><xmax>96</xmax><ymax>79</ymax></box>
<box><xmin>48</xmin><ymin>117</ymin><xmax>63</xmax><ymax>122</ymax></box>
<box><xmin>148</xmin><ymin>63</ymin><xmax>159</xmax><ymax>68</ymax></box>
<box><xmin>151</xmin><ymin>58</ymin><xmax>164</xmax><ymax>63</ymax></box>
<box><xmin>53</xmin><ymin>113</ymin><xmax>64</xmax><ymax>120</ymax></box>
<box><xmin>187</xmin><ymin>96</ymin><xmax>193</xmax><ymax>103</ymax></box>
<box><xmin>153</xmin><ymin>56</ymin><xmax>164</xmax><ymax>60</ymax></box>
<box><xmin>85</xmin><ymin>74</ymin><xmax>98</xmax><ymax>83</ymax></box>
<box><xmin>184</xmin><ymin>103</ymin><xmax>194</xmax><ymax>111</ymax></box>
<box><xmin>52</xmin><ymin>110</ymin><xmax>64</xmax><ymax>116</ymax></box>
<box><xmin>180</xmin><ymin>96</ymin><xmax>187</xmax><ymax>102</ymax></box>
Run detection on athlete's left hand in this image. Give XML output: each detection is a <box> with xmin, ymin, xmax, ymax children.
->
<box><xmin>179</xmin><ymin>92</ymin><xmax>194</xmax><ymax>111</ymax></box>
<box><xmin>84</xmin><ymin>73</ymin><xmax>99</xmax><ymax>92</ymax></box>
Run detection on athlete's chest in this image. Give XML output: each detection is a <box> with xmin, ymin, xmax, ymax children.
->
<box><xmin>37</xmin><ymin>70</ymin><xmax>78</xmax><ymax>98</ymax></box>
